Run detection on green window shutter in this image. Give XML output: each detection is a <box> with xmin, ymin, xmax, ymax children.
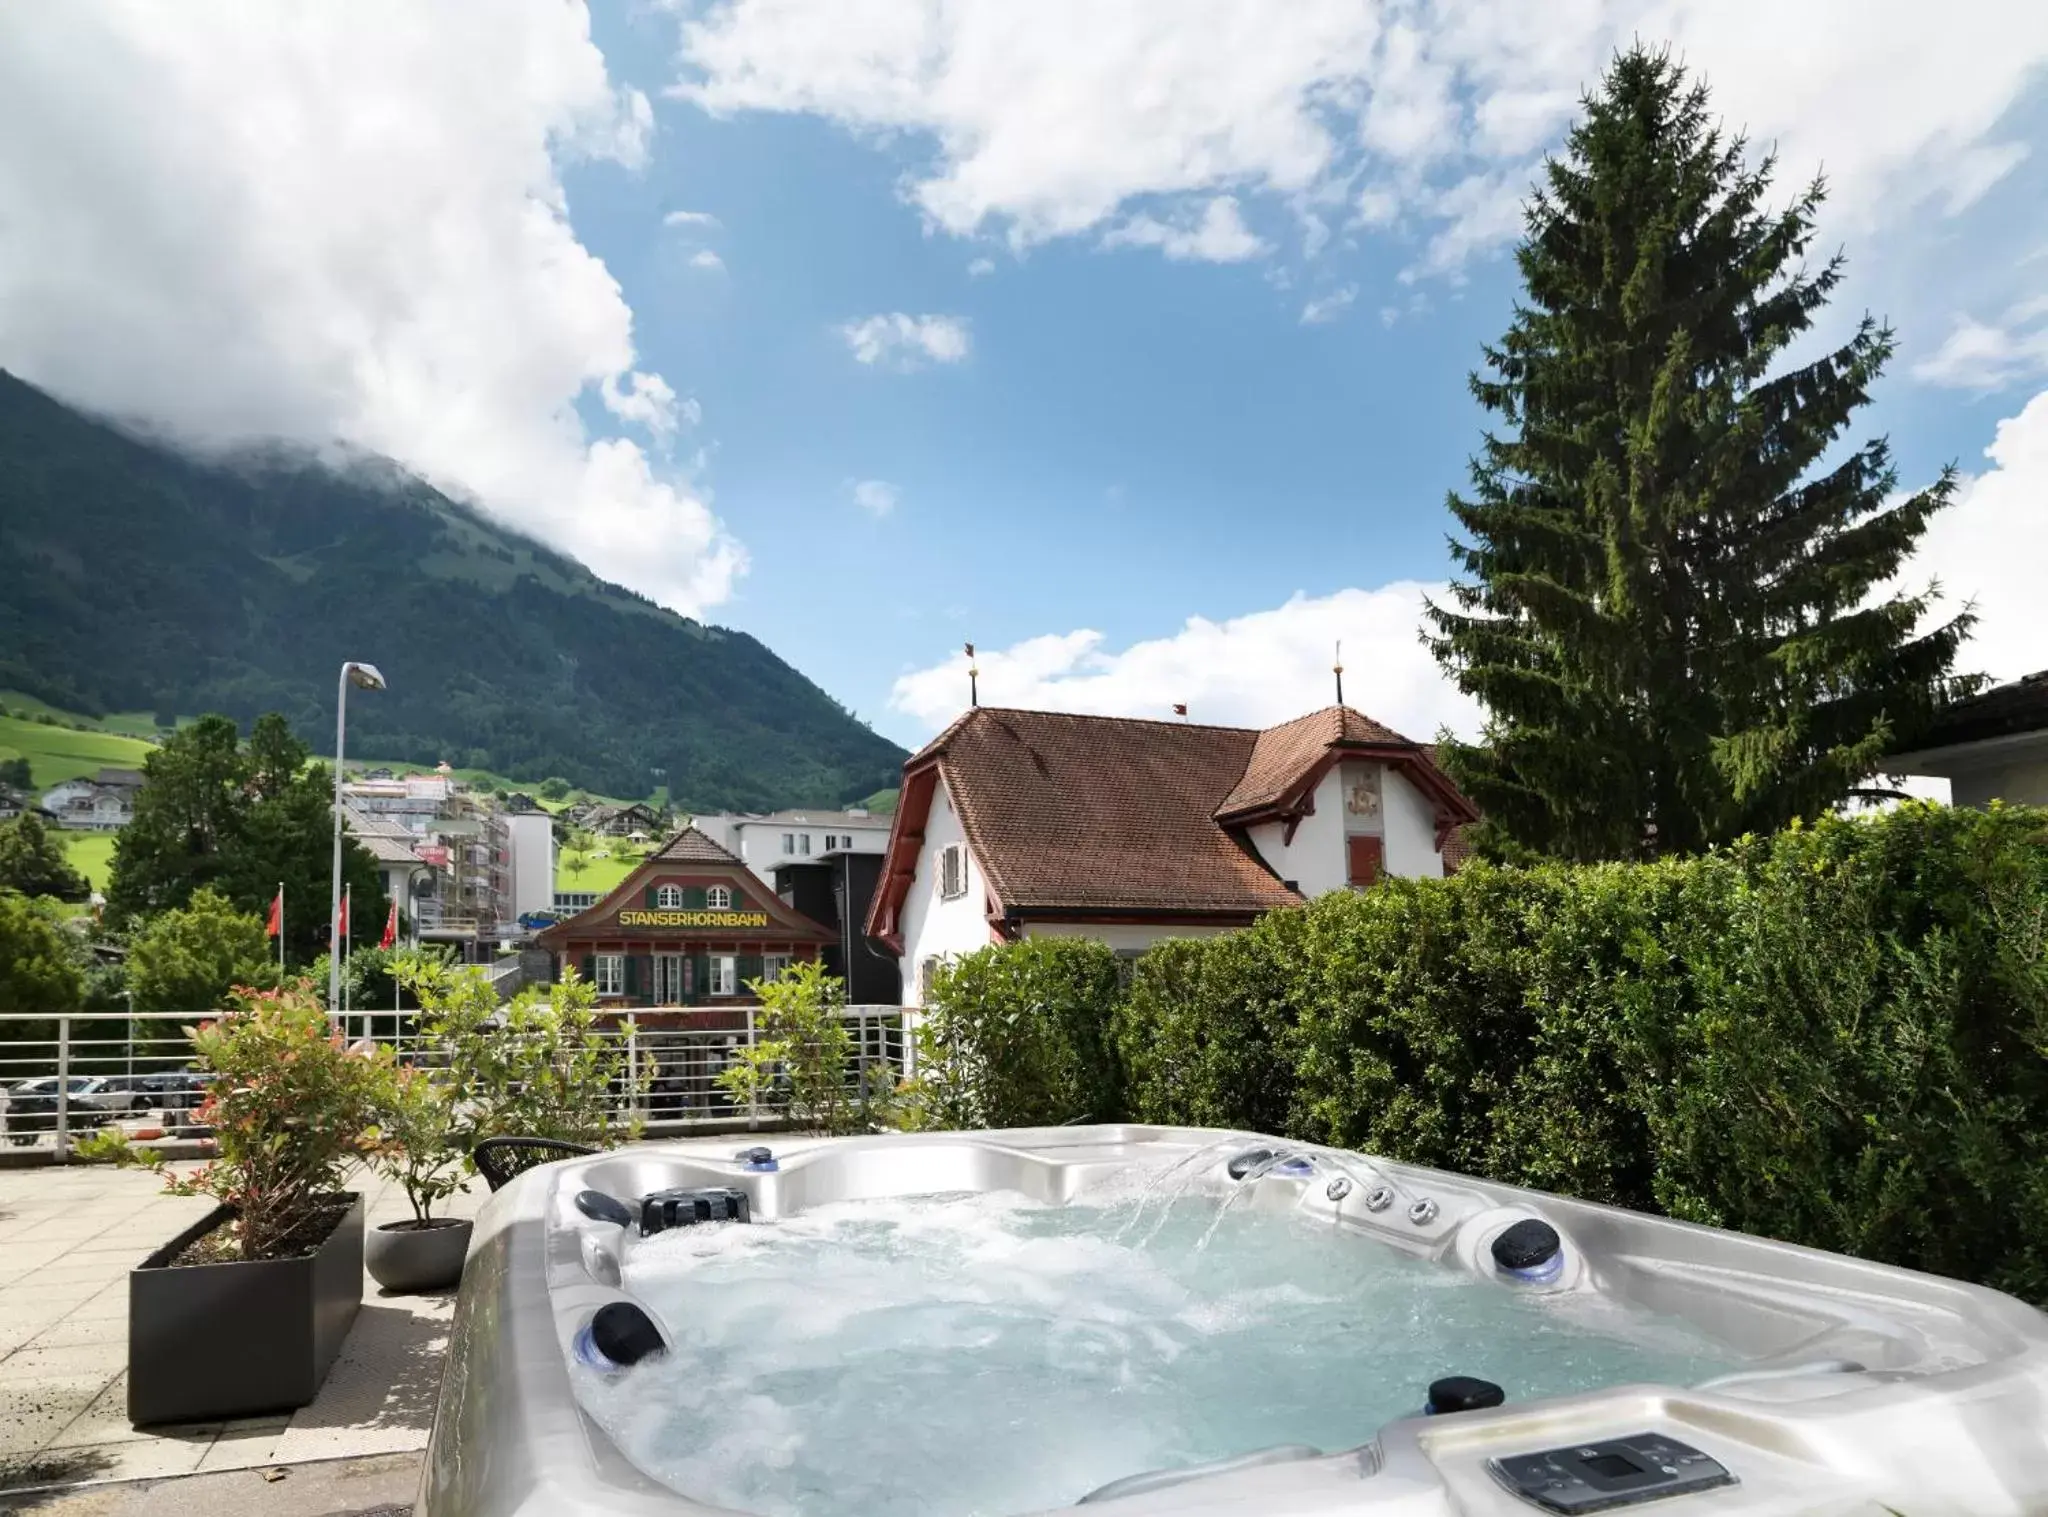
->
<box><xmin>644</xmin><ymin>885</ymin><xmax>658</xmax><ymax>909</ymax></box>
<box><xmin>729</xmin><ymin>888</ymin><xmax>749</xmax><ymax>911</ymax></box>
<box><xmin>623</xmin><ymin>955</ymin><xmax>641</xmax><ymax>998</ymax></box>
<box><xmin>683</xmin><ymin>886</ymin><xmax>707</xmax><ymax>909</ymax></box>
<box><xmin>691</xmin><ymin>952</ymin><xmax>710</xmax><ymax>1002</ymax></box>
<box><xmin>737</xmin><ymin>953</ymin><xmax>763</xmax><ymax>989</ymax></box>
<box><xmin>579</xmin><ymin>954</ymin><xmax>595</xmax><ymax>984</ymax></box>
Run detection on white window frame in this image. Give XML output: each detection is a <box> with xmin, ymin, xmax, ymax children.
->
<box><xmin>781</xmin><ymin>832</ymin><xmax>795</xmax><ymax>855</ymax></box>
<box><xmin>706</xmin><ymin>885</ymin><xmax>731</xmax><ymax>910</ymax></box>
<box><xmin>708</xmin><ymin>955</ymin><xmax>737</xmax><ymax>997</ymax></box>
<box><xmin>654</xmin><ymin>884</ymin><xmax>683</xmax><ymax>909</ymax></box>
<box><xmin>652</xmin><ymin>953</ymin><xmax>686</xmax><ymax>1004</ymax></box>
<box><xmin>938</xmin><ymin>843</ymin><xmax>966</xmax><ymax>899</ymax></box>
<box><xmin>763</xmin><ymin>953</ymin><xmax>792</xmax><ymax>982</ymax></box>
<box><xmin>799</xmin><ymin>833</ymin><xmax>812</xmax><ymax>855</ymax></box>
<box><xmin>594</xmin><ymin>954</ymin><xmax>625</xmax><ymax>997</ymax></box>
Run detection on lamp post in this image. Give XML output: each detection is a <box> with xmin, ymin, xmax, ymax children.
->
<box><xmin>331</xmin><ymin>661</ymin><xmax>387</xmax><ymax>1015</ymax></box>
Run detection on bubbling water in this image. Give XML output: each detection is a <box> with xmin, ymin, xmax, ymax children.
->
<box><xmin>576</xmin><ymin>1188</ymin><xmax>1739</xmax><ymax>1517</ymax></box>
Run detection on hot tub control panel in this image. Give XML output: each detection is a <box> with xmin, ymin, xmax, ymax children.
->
<box><xmin>1488</xmin><ymin>1435</ymin><xmax>1734</xmax><ymax>1512</ymax></box>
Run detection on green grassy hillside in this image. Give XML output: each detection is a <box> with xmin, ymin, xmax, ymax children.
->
<box><xmin>0</xmin><ymin>706</ymin><xmax>159</xmax><ymax>786</ymax></box>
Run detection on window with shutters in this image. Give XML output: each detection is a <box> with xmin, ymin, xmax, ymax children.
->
<box><xmin>706</xmin><ymin>885</ymin><xmax>731</xmax><ymax>910</ymax></box>
<box><xmin>938</xmin><ymin>843</ymin><xmax>966</xmax><ymax>899</ymax></box>
<box><xmin>919</xmin><ymin>955</ymin><xmax>940</xmax><ymax>1002</ymax></box>
<box><xmin>655</xmin><ymin>884</ymin><xmax>683</xmax><ymax>909</ymax></box>
<box><xmin>652</xmin><ymin>953</ymin><xmax>686</xmax><ymax>1003</ymax></box>
<box><xmin>763</xmin><ymin>953</ymin><xmax>791</xmax><ymax>981</ymax></box>
<box><xmin>709</xmin><ymin>955</ymin><xmax>737</xmax><ymax>996</ymax></box>
<box><xmin>594</xmin><ymin>954</ymin><xmax>625</xmax><ymax>996</ymax></box>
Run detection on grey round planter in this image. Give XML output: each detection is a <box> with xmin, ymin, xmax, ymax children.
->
<box><xmin>365</xmin><ymin>1217</ymin><xmax>473</xmax><ymax>1294</ymax></box>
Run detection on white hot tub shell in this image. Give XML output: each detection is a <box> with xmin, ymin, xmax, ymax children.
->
<box><xmin>419</xmin><ymin>1125</ymin><xmax>2048</xmax><ymax>1516</ymax></box>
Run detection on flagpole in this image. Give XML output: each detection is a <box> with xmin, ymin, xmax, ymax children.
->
<box><xmin>342</xmin><ymin>884</ymin><xmax>352</xmax><ymax>1041</ymax></box>
<box><xmin>277</xmin><ymin>881</ymin><xmax>285</xmax><ymax>979</ymax></box>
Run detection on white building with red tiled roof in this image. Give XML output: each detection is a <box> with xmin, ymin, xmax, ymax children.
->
<box><xmin>867</xmin><ymin>705</ymin><xmax>1479</xmax><ymax>1004</ymax></box>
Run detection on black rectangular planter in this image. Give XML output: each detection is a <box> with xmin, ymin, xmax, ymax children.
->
<box><xmin>128</xmin><ymin>1192</ymin><xmax>365</xmax><ymax>1426</ymax></box>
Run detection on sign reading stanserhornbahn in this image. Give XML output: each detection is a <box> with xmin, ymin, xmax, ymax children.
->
<box><xmin>617</xmin><ymin>909</ymin><xmax>772</xmax><ymax>929</ymax></box>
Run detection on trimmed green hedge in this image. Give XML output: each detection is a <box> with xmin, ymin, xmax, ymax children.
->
<box><xmin>920</xmin><ymin>805</ymin><xmax>2048</xmax><ymax>1302</ymax></box>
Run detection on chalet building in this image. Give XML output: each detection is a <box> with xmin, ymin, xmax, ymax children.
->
<box><xmin>536</xmin><ymin>825</ymin><xmax>833</xmax><ymax>1021</ymax></box>
<box><xmin>1887</xmin><ymin>668</ymin><xmax>2048</xmax><ymax>808</ymax></box>
<box><xmin>867</xmin><ymin>705</ymin><xmax>1480</xmax><ymax>1003</ymax></box>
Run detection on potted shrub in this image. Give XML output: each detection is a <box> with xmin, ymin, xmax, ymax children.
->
<box><xmin>360</xmin><ymin>1061</ymin><xmax>471</xmax><ymax>1293</ymax></box>
<box><xmin>80</xmin><ymin>984</ymin><xmax>382</xmax><ymax>1425</ymax></box>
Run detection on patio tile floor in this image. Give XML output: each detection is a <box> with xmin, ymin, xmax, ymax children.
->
<box><xmin>0</xmin><ymin>1161</ymin><xmax>484</xmax><ymax>1500</ymax></box>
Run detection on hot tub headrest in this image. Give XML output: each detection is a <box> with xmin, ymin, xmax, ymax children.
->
<box><xmin>589</xmin><ymin>1302</ymin><xmax>666</xmax><ymax>1369</ymax></box>
<box><xmin>1490</xmin><ymin>1218</ymin><xmax>1563</xmax><ymax>1276</ymax></box>
<box><xmin>575</xmin><ymin>1189</ymin><xmax>635</xmax><ymax>1228</ymax></box>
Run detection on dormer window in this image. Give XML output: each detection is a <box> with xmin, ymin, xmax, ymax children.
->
<box><xmin>655</xmin><ymin>884</ymin><xmax>683</xmax><ymax>909</ymax></box>
<box><xmin>707</xmin><ymin>885</ymin><xmax>731</xmax><ymax>910</ymax></box>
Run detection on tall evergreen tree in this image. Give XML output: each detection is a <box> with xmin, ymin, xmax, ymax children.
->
<box><xmin>1426</xmin><ymin>47</ymin><xmax>1975</xmax><ymax>862</ymax></box>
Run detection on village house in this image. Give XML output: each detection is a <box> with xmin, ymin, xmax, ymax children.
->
<box><xmin>536</xmin><ymin>826</ymin><xmax>833</xmax><ymax>1018</ymax></box>
<box><xmin>867</xmin><ymin>704</ymin><xmax>1479</xmax><ymax>1003</ymax></box>
<box><xmin>39</xmin><ymin>767</ymin><xmax>144</xmax><ymax>831</ymax></box>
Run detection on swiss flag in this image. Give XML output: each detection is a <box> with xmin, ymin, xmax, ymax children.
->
<box><xmin>379</xmin><ymin>900</ymin><xmax>399</xmax><ymax>951</ymax></box>
<box><xmin>265</xmin><ymin>888</ymin><xmax>282</xmax><ymax>939</ymax></box>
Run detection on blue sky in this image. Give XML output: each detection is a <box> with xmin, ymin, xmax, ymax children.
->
<box><xmin>2</xmin><ymin>2</ymin><xmax>2044</xmax><ymax>751</ymax></box>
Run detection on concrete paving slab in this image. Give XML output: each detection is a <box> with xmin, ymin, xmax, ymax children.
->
<box><xmin>0</xmin><ymin>1450</ymin><xmax>421</xmax><ymax>1516</ymax></box>
<box><xmin>0</xmin><ymin>1163</ymin><xmax>482</xmax><ymax>1504</ymax></box>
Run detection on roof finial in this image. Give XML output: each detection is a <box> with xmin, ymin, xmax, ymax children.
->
<box><xmin>1334</xmin><ymin>640</ymin><xmax>1345</xmax><ymax>708</ymax></box>
<box><xmin>965</xmin><ymin>642</ymin><xmax>979</xmax><ymax>708</ymax></box>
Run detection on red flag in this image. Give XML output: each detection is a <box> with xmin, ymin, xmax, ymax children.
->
<box><xmin>265</xmin><ymin>888</ymin><xmax>282</xmax><ymax>939</ymax></box>
<box><xmin>379</xmin><ymin>900</ymin><xmax>398</xmax><ymax>951</ymax></box>
<box><xmin>335</xmin><ymin>893</ymin><xmax>349</xmax><ymax>942</ymax></box>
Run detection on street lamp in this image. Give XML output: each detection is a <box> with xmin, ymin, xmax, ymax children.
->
<box><xmin>330</xmin><ymin>661</ymin><xmax>387</xmax><ymax>1014</ymax></box>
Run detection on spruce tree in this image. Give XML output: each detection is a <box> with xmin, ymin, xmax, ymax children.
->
<box><xmin>1426</xmin><ymin>47</ymin><xmax>1974</xmax><ymax>862</ymax></box>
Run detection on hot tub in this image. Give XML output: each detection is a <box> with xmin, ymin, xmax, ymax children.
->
<box><xmin>420</xmin><ymin>1126</ymin><xmax>2048</xmax><ymax>1516</ymax></box>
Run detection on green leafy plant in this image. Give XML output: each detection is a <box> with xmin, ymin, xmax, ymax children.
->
<box><xmin>717</xmin><ymin>959</ymin><xmax>869</xmax><ymax>1134</ymax></box>
<box><xmin>79</xmin><ymin>982</ymin><xmax>383</xmax><ymax>1261</ymax></box>
<box><xmin>126</xmin><ymin>886</ymin><xmax>276</xmax><ymax>1011</ymax></box>
<box><xmin>361</xmin><ymin>1061</ymin><xmax>466</xmax><ymax>1228</ymax></box>
<box><xmin>904</xmin><ymin>939</ymin><xmax>1124</xmax><ymax>1130</ymax></box>
<box><xmin>401</xmin><ymin>959</ymin><xmax>641</xmax><ymax>1152</ymax></box>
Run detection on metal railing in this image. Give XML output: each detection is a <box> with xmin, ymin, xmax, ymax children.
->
<box><xmin>0</xmin><ymin>1005</ymin><xmax>918</xmax><ymax>1162</ymax></box>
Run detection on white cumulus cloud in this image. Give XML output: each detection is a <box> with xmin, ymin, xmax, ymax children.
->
<box><xmin>672</xmin><ymin>0</ymin><xmax>2048</xmax><ymax>273</ymax></box>
<box><xmin>1914</xmin><ymin>307</ymin><xmax>2048</xmax><ymax>391</ymax></box>
<box><xmin>1101</xmin><ymin>196</ymin><xmax>1268</xmax><ymax>263</ymax></box>
<box><xmin>689</xmin><ymin>248</ymin><xmax>727</xmax><ymax>272</ymax></box>
<box><xmin>850</xmin><ymin>478</ymin><xmax>899</xmax><ymax>517</ymax></box>
<box><xmin>663</xmin><ymin>208</ymin><xmax>722</xmax><ymax>228</ymax></box>
<box><xmin>839</xmin><ymin>312</ymin><xmax>971</xmax><ymax>368</ymax></box>
<box><xmin>0</xmin><ymin>1</ymin><xmax>744</xmax><ymax>615</ymax></box>
<box><xmin>1300</xmin><ymin>284</ymin><xmax>1359</xmax><ymax>324</ymax></box>
<box><xmin>889</xmin><ymin>585</ymin><xmax>1482</xmax><ymax>739</ymax></box>
<box><xmin>1904</xmin><ymin>387</ymin><xmax>2048</xmax><ymax>686</ymax></box>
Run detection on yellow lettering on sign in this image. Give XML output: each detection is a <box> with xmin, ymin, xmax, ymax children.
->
<box><xmin>617</xmin><ymin>910</ymin><xmax>772</xmax><ymax>929</ymax></box>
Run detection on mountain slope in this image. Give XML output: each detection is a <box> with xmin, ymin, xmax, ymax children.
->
<box><xmin>0</xmin><ymin>371</ymin><xmax>906</xmax><ymax>809</ymax></box>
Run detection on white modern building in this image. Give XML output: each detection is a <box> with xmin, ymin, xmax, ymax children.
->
<box><xmin>490</xmin><ymin>809</ymin><xmax>557</xmax><ymax>923</ymax></box>
<box><xmin>866</xmin><ymin>705</ymin><xmax>1479</xmax><ymax>1004</ymax></box>
<box><xmin>691</xmin><ymin>808</ymin><xmax>892</xmax><ymax>885</ymax></box>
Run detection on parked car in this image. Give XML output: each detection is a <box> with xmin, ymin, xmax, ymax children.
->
<box><xmin>1</xmin><ymin>1076</ymin><xmax>117</xmax><ymax>1143</ymax></box>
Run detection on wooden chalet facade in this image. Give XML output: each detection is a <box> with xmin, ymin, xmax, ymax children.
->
<box><xmin>536</xmin><ymin>825</ymin><xmax>833</xmax><ymax>1025</ymax></box>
